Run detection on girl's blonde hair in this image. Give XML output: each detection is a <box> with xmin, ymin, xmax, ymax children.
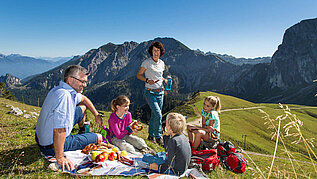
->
<box><xmin>110</xmin><ymin>95</ymin><xmax>130</xmax><ymax>113</ymax></box>
<box><xmin>205</xmin><ymin>96</ymin><xmax>221</xmax><ymax>113</ymax></box>
<box><xmin>166</xmin><ymin>113</ymin><xmax>186</xmax><ymax>134</ymax></box>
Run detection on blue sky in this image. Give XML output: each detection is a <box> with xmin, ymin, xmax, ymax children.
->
<box><xmin>0</xmin><ymin>0</ymin><xmax>316</xmax><ymax>58</ymax></box>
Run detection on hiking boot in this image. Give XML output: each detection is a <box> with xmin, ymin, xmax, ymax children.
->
<box><xmin>147</xmin><ymin>136</ymin><xmax>156</xmax><ymax>143</ymax></box>
<box><xmin>155</xmin><ymin>137</ymin><xmax>164</xmax><ymax>147</ymax></box>
<box><xmin>139</xmin><ymin>148</ymin><xmax>147</xmax><ymax>155</ymax></box>
<box><xmin>146</xmin><ymin>147</ymin><xmax>156</xmax><ymax>156</ymax></box>
<box><xmin>140</xmin><ymin>147</ymin><xmax>156</xmax><ymax>156</ymax></box>
<box><xmin>192</xmin><ymin>163</ymin><xmax>208</xmax><ymax>178</ymax></box>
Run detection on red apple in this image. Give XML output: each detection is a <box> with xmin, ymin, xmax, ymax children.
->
<box><xmin>108</xmin><ymin>151</ymin><xmax>116</xmax><ymax>161</ymax></box>
<box><xmin>95</xmin><ymin>153</ymin><xmax>106</xmax><ymax>162</ymax></box>
<box><xmin>101</xmin><ymin>152</ymin><xmax>108</xmax><ymax>160</ymax></box>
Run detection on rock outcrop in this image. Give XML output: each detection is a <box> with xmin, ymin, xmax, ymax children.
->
<box><xmin>0</xmin><ymin>73</ymin><xmax>21</xmax><ymax>87</ymax></box>
<box><xmin>268</xmin><ymin>18</ymin><xmax>317</xmax><ymax>89</ymax></box>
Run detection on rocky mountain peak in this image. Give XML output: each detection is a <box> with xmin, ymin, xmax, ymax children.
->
<box><xmin>152</xmin><ymin>37</ymin><xmax>191</xmax><ymax>52</ymax></box>
<box><xmin>269</xmin><ymin>18</ymin><xmax>317</xmax><ymax>89</ymax></box>
<box><xmin>0</xmin><ymin>73</ymin><xmax>21</xmax><ymax>87</ymax></box>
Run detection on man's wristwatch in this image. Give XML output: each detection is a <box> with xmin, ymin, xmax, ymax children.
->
<box><xmin>145</xmin><ymin>78</ymin><xmax>149</xmax><ymax>83</ymax></box>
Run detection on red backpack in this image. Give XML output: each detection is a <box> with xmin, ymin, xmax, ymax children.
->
<box><xmin>191</xmin><ymin>149</ymin><xmax>220</xmax><ymax>171</ymax></box>
<box><xmin>217</xmin><ymin>141</ymin><xmax>248</xmax><ymax>173</ymax></box>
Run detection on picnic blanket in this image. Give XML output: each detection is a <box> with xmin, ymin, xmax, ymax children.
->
<box><xmin>42</xmin><ymin>150</ymin><xmax>208</xmax><ymax>178</ymax></box>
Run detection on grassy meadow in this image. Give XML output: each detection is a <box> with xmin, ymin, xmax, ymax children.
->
<box><xmin>0</xmin><ymin>91</ymin><xmax>316</xmax><ymax>178</ymax></box>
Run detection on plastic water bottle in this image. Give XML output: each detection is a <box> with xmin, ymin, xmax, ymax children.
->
<box><xmin>166</xmin><ymin>76</ymin><xmax>172</xmax><ymax>91</ymax></box>
<box><xmin>84</xmin><ymin>121</ymin><xmax>90</xmax><ymax>133</ymax></box>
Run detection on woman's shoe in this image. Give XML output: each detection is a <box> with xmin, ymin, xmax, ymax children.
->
<box><xmin>147</xmin><ymin>136</ymin><xmax>156</xmax><ymax>143</ymax></box>
<box><xmin>155</xmin><ymin>137</ymin><xmax>164</xmax><ymax>147</ymax></box>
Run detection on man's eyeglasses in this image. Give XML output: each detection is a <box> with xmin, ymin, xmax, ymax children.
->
<box><xmin>70</xmin><ymin>76</ymin><xmax>88</xmax><ymax>85</ymax></box>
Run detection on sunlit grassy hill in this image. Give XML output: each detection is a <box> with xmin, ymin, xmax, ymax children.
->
<box><xmin>0</xmin><ymin>94</ymin><xmax>316</xmax><ymax>178</ymax></box>
<box><xmin>167</xmin><ymin>91</ymin><xmax>317</xmax><ymax>160</ymax></box>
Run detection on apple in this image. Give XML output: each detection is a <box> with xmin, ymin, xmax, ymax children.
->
<box><xmin>91</xmin><ymin>151</ymin><xmax>102</xmax><ymax>161</ymax></box>
<box><xmin>121</xmin><ymin>150</ymin><xmax>127</xmax><ymax>157</ymax></box>
<box><xmin>101</xmin><ymin>152</ymin><xmax>108</xmax><ymax>160</ymax></box>
<box><xmin>108</xmin><ymin>151</ymin><xmax>116</xmax><ymax>161</ymax></box>
<box><xmin>112</xmin><ymin>147</ymin><xmax>119</xmax><ymax>153</ymax></box>
<box><xmin>95</xmin><ymin>153</ymin><xmax>106</xmax><ymax>162</ymax></box>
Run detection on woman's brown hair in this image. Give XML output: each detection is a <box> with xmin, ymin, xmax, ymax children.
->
<box><xmin>148</xmin><ymin>41</ymin><xmax>165</xmax><ymax>57</ymax></box>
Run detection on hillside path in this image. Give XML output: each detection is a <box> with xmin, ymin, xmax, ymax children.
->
<box><xmin>186</xmin><ymin>106</ymin><xmax>265</xmax><ymax>127</ymax></box>
<box><xmin>186</xmin><ymin>105</ymin><xmax>317</xmax><ymax>126</ymax></box>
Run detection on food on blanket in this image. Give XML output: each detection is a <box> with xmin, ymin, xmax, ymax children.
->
<box><xmin>211</xmin><ymin>134</ymin><xmax>218</xmax><ymax>140</ymax></box>
<box><xmin>82</xmin><ymin>143</ymin><xmax>115</xmax><ymax>154</ymax></box>
<box><xmin>108</xmin><ymin>151</ymin><xmax>117</xmax><ymax>161</ymax></box>
<box><xmin>130</xmin><ymin>120</ymin><xmax>143</xmax><ymax>131</ymax></box>
<box><xmin>81</xmin><ymin>143</ymin><xmax>97</xmax><ymax>154</ymax></box>
<box><xmin>120</xmin><ymin>150</ymin><xmax>127</xmax><ymax>157</ymax></box>
<box><xmin>97</xmin><ymin>145</ymin><xmax>108</xmax><ymax>150</ymax></box>
<box><xmin>112</xmin><ymin>147</ymin><xmax>119</xmax><ymax>153</ymax></box>
<box><xmin>91</xmin><ymin>151</ymin><xmax>102</xmax><ymax>161</ymax></box>
<box><xmin>99</xmin><ymin>142</ymin><xmax>114</xmax><ymax>149</ymax></box>
<box><xmin>95</xmin><ymin>153</ymin><xmax>106</xmax><ymax>162</ymax></box>
<box><xmin>101</xmin><ymin>152</ymin><xmax>108</xmax><ymax>160</ymax></box>
<box><xmin>99</xmin><ymin>149</ymin><xmax>110</xmax><ymax>153</ymax></box>
<box><xmin>117</xmin><ymin>152</ymin><xmax>134</xmax><ymax>166</ymax></box>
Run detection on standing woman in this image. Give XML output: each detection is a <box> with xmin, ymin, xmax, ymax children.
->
<box><xmin>136</xmin><ymin>42</ymin><xmax>167</xmax><ymax>146</ymax></box>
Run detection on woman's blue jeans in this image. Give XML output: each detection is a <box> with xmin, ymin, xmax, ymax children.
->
<box><xmin>144</xmin><ymin>89</ymin><xmax>164</xmax><ymax>139</ymax></box>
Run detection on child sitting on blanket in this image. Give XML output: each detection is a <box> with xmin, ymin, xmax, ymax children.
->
<box><xmin>149</xmin><ymin>113</ymin><xmax>191</xmax><ymax>176</ymax></box>
<box><xmin>187</xmin><ymin>96</ymin><xmax>221</xmax><ymax>150</ymax></box>
<box><xmin>108</xmin><ymin>95</ymin><xmax>155</xmax><ymax>155</ymax></box>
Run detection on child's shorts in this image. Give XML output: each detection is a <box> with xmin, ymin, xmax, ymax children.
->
<box><xmin>200</xmin><ymin>138</ymin><xmax>219</xmax><ymax>149</ymax></box>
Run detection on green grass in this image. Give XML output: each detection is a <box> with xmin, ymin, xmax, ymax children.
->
<box><xmin>171</xmin><ymin>92</ymin><xmax>317</xmax><ymax>157</ymax></box>
<box><xmin>166</xmin><ymin>91</ymin><xmax>317</xmax><ymax>177</ymax></box>
<box><xmin>0</xmin><ymin>91</ymin><xmax>317</xmax><ymax>178</ymax></box>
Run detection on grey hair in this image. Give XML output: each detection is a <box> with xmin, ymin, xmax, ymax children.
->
<box><xmin>63</xmin><ymin>65</ymin><xmax>89</xmax><ymax>82</ymax></box>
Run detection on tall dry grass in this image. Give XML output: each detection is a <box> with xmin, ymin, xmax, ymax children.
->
<box><xmin>258</xmin><ymin>103</ymin><xmax>317</xmax><ymax>179</ymax></box>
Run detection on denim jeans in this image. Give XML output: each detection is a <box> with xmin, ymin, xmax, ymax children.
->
<box><xmin>35</xmin><ymin>106</ymin><xmax>98</xmax><ymax>156</ymax></box>
<box><xmin>144</xmin><ymin>89</ymin><xmax>164</xmax><ymax>139</ymax></box>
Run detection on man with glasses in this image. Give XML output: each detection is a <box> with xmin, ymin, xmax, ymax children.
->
<box><xmin>35</xmin><ymin>65</ymin><xmax>103</xmax><ymax>171</ymax></box>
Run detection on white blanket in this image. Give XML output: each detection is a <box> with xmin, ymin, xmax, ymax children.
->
<box><xmin>47</xmin><ymin>150</ymin><xmax>208</xmax><ymax>178</ymax></box>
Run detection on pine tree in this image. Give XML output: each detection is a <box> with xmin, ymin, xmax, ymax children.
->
<box><xmin>0</xmin><ymin>82</ymin><xmax>17</xmax><ymax>100</ymax></box>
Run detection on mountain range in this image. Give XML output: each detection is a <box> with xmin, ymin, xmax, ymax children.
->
<box><xmin>0</xmin><ymin>54</ymin><xmax>70</xmax><ymax>80</ymax></box>
<box><xmin>195</xmin><ymin>50</ymin><xmax>271</xmax><ymax>66</ymax></box>
<box><xmin>7</xmin><ymin>18</ymin><xmax>317</xmax><ymax>114</ymax></box>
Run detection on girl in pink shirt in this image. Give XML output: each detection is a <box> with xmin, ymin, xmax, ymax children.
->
<box><xmin>108</xmin><ymin>95</ymin><xmax>155</xmax><ymax>155</ymax></box>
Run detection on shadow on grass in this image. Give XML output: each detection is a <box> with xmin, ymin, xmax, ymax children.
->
<box><xmin>0</xmin><ymin>144</ymin><xmax>48</xmax><ymax>175</ymax></box>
